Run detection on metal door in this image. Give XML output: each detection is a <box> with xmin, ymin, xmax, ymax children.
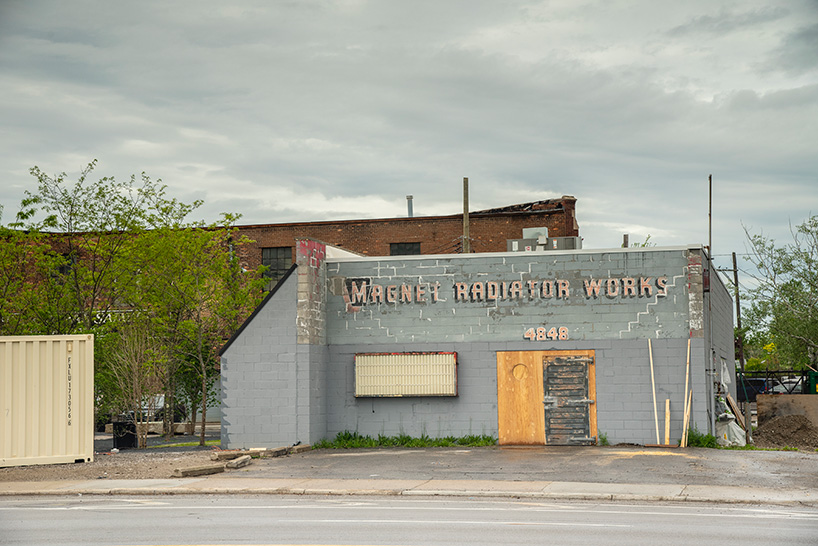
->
<box><xmin>543</xmin><ymin>352</ymin><xmax>596</xmax><ymax>445</ymax></box>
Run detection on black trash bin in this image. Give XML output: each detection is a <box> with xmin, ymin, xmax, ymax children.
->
<box><xmin>112</xmin><ymin>416</ymin><xmax>137</xmax><ymax>449</ymax></box>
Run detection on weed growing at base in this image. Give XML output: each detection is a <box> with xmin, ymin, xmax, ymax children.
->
<box><xmin>314</xmin><ymin>431</ymin><xmax>497</xmax><ymax>449</ymax></box>
<box><xmin>684</xmin><ymin>427</ymin><xmax>720</xmax><ymax>448</ymax></box>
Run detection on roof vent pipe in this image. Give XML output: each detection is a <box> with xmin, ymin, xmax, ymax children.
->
<box><xmin>406</xmin><ymin>195</ymin><xmax>414</xmax><ymax>218</ymax></box>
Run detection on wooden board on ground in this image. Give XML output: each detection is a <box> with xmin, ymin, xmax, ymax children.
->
<box><xmin>725</xmin><ymin>393</ymin><xmax>745</xmax><ymax>430</ymax></box>
<box><xmin>173</xmin><ymin>463</ymin><xmax>225</xmax><ymax>478</ymax></box>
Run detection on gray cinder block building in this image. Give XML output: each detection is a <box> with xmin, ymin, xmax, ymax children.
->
<box><xmin>220</xmin><ymin>239</ymin><xmax>734</xmax><ymax>448</ymax></box>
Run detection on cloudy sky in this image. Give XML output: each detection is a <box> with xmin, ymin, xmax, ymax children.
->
<box><xmin>1</xmin><ymin>0</ymin><xmax>816</xmax><ymax>279</ymax></box>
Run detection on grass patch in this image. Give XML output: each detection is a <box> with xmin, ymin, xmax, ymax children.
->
<box><xmin>722</xmin><ymin>444</ymin><xmax>759</xmax><ymax>450</ymax></box>
<box><xmin>723</xmin><ymin>444</ymin><xmax>804</xmax><ymax>452</ymax></box>
<box><xmin>598</xmin><ymin>432</ymin><xmax>610</xmax><ymax>446</ymax></box>
<box><xmin>684</xmin><ymin>427</ymin><xmax>719</xmax><ymax>449</ymax></box>
<box><xmin>147</xmin><ymin>439</ymin><xmax>221</xmax><ymax>449</ymax></box>
<box><xmin>313</xmin><ymin>431</ymin><xmax>497</xmax><ymax>449</ymax></box>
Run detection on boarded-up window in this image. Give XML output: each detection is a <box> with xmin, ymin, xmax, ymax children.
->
<box><xmin>355</xmin><ymin>352</ymin><xmax>457</xmax><ymax>397</ymax></box>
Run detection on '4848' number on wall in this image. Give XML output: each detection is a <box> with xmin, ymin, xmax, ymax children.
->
<box><xmin>523</xmin><ymin>326</ymin><xmax>568</xmax><ymax>341</ymax></box>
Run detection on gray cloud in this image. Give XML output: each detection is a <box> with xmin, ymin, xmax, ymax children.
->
<box><xmin>765</xmin><ymin>22</ymin><xmax>818</xmax><ymax>75</ymax></box>
<box><xmin>667</xmin><ymin>6</ymin><xmax>790</xmax><ymax>36</ymax></box>
<box><xmin>0</xmin><ymin>0</ymin><xmax>816</xmax><ymax>279</ymax></box>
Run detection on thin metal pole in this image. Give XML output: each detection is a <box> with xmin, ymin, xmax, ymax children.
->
<box><xmin>462</xmin><ymin>177</ymin><xmax>470</xmax><ymax>253</ymax></box>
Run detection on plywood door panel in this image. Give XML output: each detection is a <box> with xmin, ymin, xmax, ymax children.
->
<box><xmin>496</xmin><ymin>352</ymin><xmax>545</xmax><ymax>445</ymax></box>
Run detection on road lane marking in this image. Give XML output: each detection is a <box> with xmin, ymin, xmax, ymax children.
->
<box><xmin>275</xmin><ymin>518</ymin><xmax>631</xmax><ymax>528</ymax></box>
<box><xmin>2</xmin><ymin>501</ymin><xmax>816</xmax><ymax>521</ymax></box>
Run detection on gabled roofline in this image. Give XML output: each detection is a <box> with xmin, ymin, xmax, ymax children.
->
<box><xmin>219</xmin><ymin>263</ymin><xmax>298</xmax><ymax>356</ymax></box>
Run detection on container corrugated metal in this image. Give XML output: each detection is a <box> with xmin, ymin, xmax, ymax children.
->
<box><xmin>0</xmin><ymin>335</ymin><xmax>94</xmax><ymax>467</ymax></box>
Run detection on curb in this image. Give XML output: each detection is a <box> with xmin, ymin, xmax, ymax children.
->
<box><xmin>1</xmin><ymin>486</ymin><xmax>815</xmax><ymax>507</ymax></box>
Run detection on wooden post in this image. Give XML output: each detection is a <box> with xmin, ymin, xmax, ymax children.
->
<box><xmin>462</xmin><ymin>177</ymin><xmax>470</xmax><ymax>253</ymax></box>
<box><xmin>682</xmin><ymin>388</ymin><xmax>693</xmax><ymax>447</ymax></box>
<box><xmin>683</xmin><ymin>338</ymin><xmax>690</xmax><ymax>444</ymax></box>
<box><xmin>648</xmin><ymin>339</ymin><xmax>660</xmax><ymax>444</ymax></box>
<box><xmin>664</xmin><ymin>399</ymin><xmax>670</xmax><ymax>445</ymax></box>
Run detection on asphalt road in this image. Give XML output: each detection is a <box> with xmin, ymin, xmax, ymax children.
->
<box><xmin>2</xmin><ymin>495</ymin><xmax>816</xmax><ymax>546</ymax></box>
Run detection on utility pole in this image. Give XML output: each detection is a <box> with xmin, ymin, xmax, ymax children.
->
<box><xmin>707</xmin><ymin>174</ymin><xmax>715</xmax><ymax>436</ymax></box>
<box><xmin>462</xmin><ymin>177</ymin><xmax>470</xmax><ymax>253</ymax></box>
<box><xmin>708</xmin><ymin>174</ymin><xmax>712</xmax><ymax>257</ymax></box>
<box><xmin>732</xmin><ymin>251</ymin><xmax>752</xmax><ymax>444</ymax></box>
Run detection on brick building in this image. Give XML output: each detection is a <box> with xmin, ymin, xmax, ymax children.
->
<box><xmin>235</xmin><ymin>196</ymin><xmax>578</xmax><ymax>285</ymax></box>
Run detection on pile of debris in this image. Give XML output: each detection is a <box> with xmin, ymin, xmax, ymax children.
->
<box><xmin>173</xmin><ymin>444</ymin><xmax>312</xmax><ymax>477</ymax></box>
<box><xmin>754</xmin><ymin>415</ymin><xmax>818</xmax><ymax>450</ymax></box>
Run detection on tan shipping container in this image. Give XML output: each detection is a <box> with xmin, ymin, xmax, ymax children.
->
<box><xmin>1</xmin><ymin>335</ymin><xmax>94</xmax><ymax>467</ymax></box>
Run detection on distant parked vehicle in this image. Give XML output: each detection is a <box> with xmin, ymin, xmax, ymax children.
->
<box><xmin>124</xmin><ymin>395</ymin><xmax>187</xmax><ymax>423</ymax></box>
<box><xmin>737</xmin><ymin>378</ymin><xmax>770</xmax><ymax>403</ymax></box>
<box><xmin>771</xmin><ymin>379</ymin><xmax>804</xmax><ymax>394</ymax></box>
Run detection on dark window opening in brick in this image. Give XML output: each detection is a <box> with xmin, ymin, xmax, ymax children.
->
<box><xmin>262</xmin><ymin>246</ymin><xmax>292</xmax><ymax>289</ymax></box>
<box><xmin>390</xmin><ymin>242</ymin><xmax>421</xmax><ymax>256</ymax></box>
<box><xmin>54</xmin><ymin>252</ymin><xmax>77</xmax><ymax>281</ymax></box>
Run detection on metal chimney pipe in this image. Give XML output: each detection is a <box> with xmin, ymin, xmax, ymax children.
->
<box><xmin>406</xmin><ymin>195</ymin><xmax>414</xmax><ymax>218</ymax></box>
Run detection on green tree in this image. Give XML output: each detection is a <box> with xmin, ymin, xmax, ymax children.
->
<box><xmin>0</xmin><ymin>225</ymin><xmax>44</xmax><ymax>335</ymax></box>
<box><xmin>0</xmin><ymin>225</ymin><xmax>83</xmax><ymax>337</ymax></box>
<box><xmin>10</xmin><ymin>160</ymin><xmax>198</xmax><ymax>333</ymax></box>
<box><xmin>744</xmin><ymin>216</ymin><xmax>818</xmax><ymax>371</ymax></box>
<box><xmin>141</xmin><ymin>219</ymin><xmax>264</xmax><ymax>445</ymax></box>
<box><xmin>3</xmin><ymin>161</ymin><xmax>265</xmax><ymax>444</ymax></box>
<box><xmin>109</xmin><ymin>316</ymin><xmax>167</xmax><ymax>448</ymax></box>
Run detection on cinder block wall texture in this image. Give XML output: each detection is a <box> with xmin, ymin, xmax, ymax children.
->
<box><xmin>325</xmin><ymin>248</ymin><xmax>693</xmax><ymax>344</ymax></box>
<box><xmin>325</xmin><ymin>338</ymin><xmax>707</xmax><ymax>445</ymax></box>
<box><xmin>221</xmin><ymin>273</ymin><xmax>299</xmax><ymax>449</ymax></box>
<box><xmin>222</xmin><ymin>246</ymin><xmax>731</xmax><ymax>448</ymax></box>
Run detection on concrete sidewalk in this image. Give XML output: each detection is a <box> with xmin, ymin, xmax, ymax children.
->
<box><xmin>0</xmin><ymin>475</ymin><xmax>815</xmax><ymax>506</ymax></box>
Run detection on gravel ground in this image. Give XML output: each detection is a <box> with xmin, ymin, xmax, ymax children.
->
<box><xmin>0</xmin><ymin>432</ymin><xmax>220</xmax><ymax>482</ymax></box>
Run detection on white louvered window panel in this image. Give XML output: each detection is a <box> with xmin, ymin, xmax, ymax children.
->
<box><xmin>354</xmin><ymin>352</ymin><xmax>457</xmax><ymax>397</ymax></box>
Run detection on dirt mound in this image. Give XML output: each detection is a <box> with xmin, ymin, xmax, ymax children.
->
<box><xmin>754</xmin><ymin>414</ymin><xmax>818</xmax><ymax>450</ymax></box>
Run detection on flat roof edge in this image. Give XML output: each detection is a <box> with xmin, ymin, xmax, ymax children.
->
<box><xmin>325</xmin><ymin>244</ymin><xmax>706</xmax><ymax>263</ymax></box>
